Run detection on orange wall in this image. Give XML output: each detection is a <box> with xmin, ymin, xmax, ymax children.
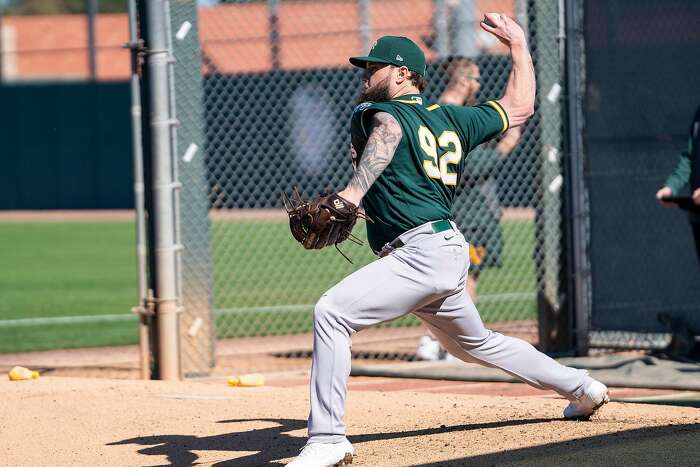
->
<box><xmin>1</xmin><ymin>0</ymin><xmax>514</xmax><ymax>80</ymax></box>
<box><xmin>3</xmin><ymin>14</ymin><xmax>129</xmax><ymax>80</ymax></box>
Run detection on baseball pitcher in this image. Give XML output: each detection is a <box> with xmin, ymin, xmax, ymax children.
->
<box><xmin>284</xmin><ymin>13</ymin><xmax>609</xmax><ymax>467</ymax></box>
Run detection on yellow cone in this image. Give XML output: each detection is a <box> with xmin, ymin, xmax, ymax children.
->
<box><xmin>228</xmin><ymin>373</ymin><xmax>264</xmax><ymax>387</ymax></box>
<box><xmin>8</xmin><ymin>366</ymin><xmax>39</xmax><ymax>381</ymax></box>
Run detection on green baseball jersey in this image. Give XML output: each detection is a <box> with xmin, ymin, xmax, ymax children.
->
<box><xmin>456</xmin><ymin>147</ymin><xmax>504</xmax><ymax>228</ymax></box>
<box><xmin>350</xmin><ymin>94</ymin><xmax>509</xmax><ymax>252</ymax></box>
<box><xmin>665</xmin><ymin>106</ymin><xmax>699</xmax><ymax>194</ymax></box>
<box><xmin>664</xmin><ymin>130</ymin><xmax>693</xmax><ymax>195</ymax></box>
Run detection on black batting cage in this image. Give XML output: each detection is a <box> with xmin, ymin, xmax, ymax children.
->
<box><xmin>556</xmin><ymin>0</ymin><xmax>700</xmax><ymax>354</ymax></box>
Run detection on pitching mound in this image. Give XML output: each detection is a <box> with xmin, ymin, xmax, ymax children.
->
<box><xmin>3</xmin><ymin>376</ymin><xmax>699</xmax><ymax>466</ymax></box>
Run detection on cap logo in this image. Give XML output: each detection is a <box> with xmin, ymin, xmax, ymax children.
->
<box><xmin>333</xmin><ymin>199</ymin><xmax>345</xmax><ymax>210</ymax></box>
<box><xmin>395</xmin><ymin>54</ymin><xmax>404</xmax><ymax>61</ymax></box>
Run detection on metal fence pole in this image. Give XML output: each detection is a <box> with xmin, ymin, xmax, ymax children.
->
<box><xmin>564</xmin><ymin>0</ymin><xmax>589</xmax><ymax>355</ymax></box>
<box><xmin>515</xmin><ymin>0</ymin><xmax>529</xmax><ymax>35</ymax></box>
<box><xmin>452</xmin><ymin>0</ymin><xmax>477</xmax><ymax>58</ymax></box>
<box><xmin>87</xmin><ymin>0</ymin><xmax>98</xmax><ymax>81</ymax></box>
<box><xmin>433</xmin><ymin>0</ymin><xmax>448</xmax><ymax>59</ymax></box>
<box><xmin>533</xmin><ymin>0</ymin><xmax>570</xmax><ymax>354</ymax></box>
<box><xmin>126</xmin><ymin>0</ymin><xmax>152</xmax><ymax>380</ymax></box>
<box><xmin>145</xmin><ymin>0</ymin><xmax>180</xmax><ymax>380</ymax></box>
<box><xmin>269</xmin><ymin>0</ymin><xmax>280</xmax><ymax>70</ymax></box>
<box><xmin>358</xmin><ymin>0</ymin><xmax>371</xmax><ymax>53</ymax></box>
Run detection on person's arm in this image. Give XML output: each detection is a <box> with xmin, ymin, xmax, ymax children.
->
<box><xmin>339</xmin><ymin>112</ymin><xmax>402</xmax><ymax>205</ymax></box>
<box><xmin>656</xmin><ymin>133</ymin><xmax>693</xmax><ymax>207</ymax></box>
<box><xmin>480</xmin><ymin>13</ymin><xmax>535</xmax><ymax>127</ymax></box>
<box><xmin>663</xmin><ymin>150</ymin><xmax>692</xmax><ymax>195</ymax></box>
<box><xmin>495</xmin><ymin>126</ymin><xmax>522</xmax><ymax>157</ymax></box>
<box><xmin>656</xmin><ymin>150</ymin><xmax>691</xmax><ymax>207</ymax></box>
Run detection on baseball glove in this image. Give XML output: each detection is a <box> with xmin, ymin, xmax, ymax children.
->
<box><xmin>282</xmin><ymin>188</ymin><xmax>364</xmax><ymax>261</ymax></box>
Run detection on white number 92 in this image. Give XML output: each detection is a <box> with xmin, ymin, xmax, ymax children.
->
<box><xmin>418</xmin><ymin>125</ymin><xmax>462</xmax><ymax>186</ymax></box>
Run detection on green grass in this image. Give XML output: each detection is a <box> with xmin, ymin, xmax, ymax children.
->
<box><xmin>476</xmin><ymin>221</ymin><xmax>537</xmax><ymax>321</ymax></box>
<box><xmin>0</xmin><ymin>219</ymin><xmax>536</xmax><ymax>353</ymax></box>
<box><xmin>0</xmin><ymin>222</ymin><xmax>138</xmax><ymax>352</ymax></box>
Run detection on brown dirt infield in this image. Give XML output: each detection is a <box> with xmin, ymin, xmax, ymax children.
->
<box><xmin>3</xmin><ymin>375</ymin><xmax>699</xmax><ymax>466</ymax></box>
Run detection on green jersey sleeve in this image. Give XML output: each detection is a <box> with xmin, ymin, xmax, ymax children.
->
<box><xmin>664</xmin><ymin>144</ymin><xmax>691</xmax><ymax>195</ymax></box>
<box><xmin>350</xmin><ymin>102</ymin><xmax>375</xmax><ymax>144</ymax></box>
<box><xmin>350</xmin><ymin>101</ymin><xmax>399</xmax><ymax>156</ymax></box>
<box><xmin>664</xmin><ymin>107</ymin><xmax>699</xmax><ymax>194</ymax></box>
<box><xmin>447</xmin><ymin>100</ymin><xmax>509</xmax><ymax>152</ymax></box>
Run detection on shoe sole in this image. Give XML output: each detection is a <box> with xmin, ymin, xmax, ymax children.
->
<box><xmin>567</xmin><ymin>391</ymin><xmax>611</xmax><ymax>421</ymax></box>
<box><xmin>331</xmin><ymin>452</ymin><xmax>354</xmax><ymax>466</ymax></box>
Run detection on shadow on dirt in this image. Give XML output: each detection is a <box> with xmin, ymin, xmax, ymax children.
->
<box><xmin>416</xmin><ymin>423</ymin><xmax>700</xmax><ymax>466</ymax></box>
<box><xmin>109</xmin><ymin>417</ymin><xmax>700</xmax><ymax>466</ymax></box>
<box><xmin>108</xmin><ymin>416</ymin><xmax>556</xmax><ymax>466</ymax></box>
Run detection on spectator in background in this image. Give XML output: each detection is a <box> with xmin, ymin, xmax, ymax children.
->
<box><xmin>655</xmin><ymin>105</ymin><xmax>700</xmax><ymax>264</ymax></box>
<box><xmin>417</xmin><ymin>56</ymin><xmax>522</xmax><ymax>361</ymax></box>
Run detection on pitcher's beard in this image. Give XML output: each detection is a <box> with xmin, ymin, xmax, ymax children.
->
<box><xmin>357</xmin><ymin>77</ymin><xmax>392</xmax><ymax>104</ymax></box>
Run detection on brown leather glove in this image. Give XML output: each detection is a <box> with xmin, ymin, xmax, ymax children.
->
<box><xmin>284</xmin><ymin>190</ymin><xmax>359</xmax><ymax>250</ymax></box>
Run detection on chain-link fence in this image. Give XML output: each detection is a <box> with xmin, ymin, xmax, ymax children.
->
<box><xmin>170</xmin><ymin>0</ymin><xmax>565</xmax><ymax>376</ymax></box>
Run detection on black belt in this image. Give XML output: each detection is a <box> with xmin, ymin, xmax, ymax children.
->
<box><xmin>388</xmin><ymin>219</ymin><xmax>453</xmax><ymax>249</ymax></box>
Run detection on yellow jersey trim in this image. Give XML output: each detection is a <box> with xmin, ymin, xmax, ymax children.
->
<box><xmin>393</xmin><ymin>99</ymin><xmax>420</xmax><ymax>104</ymax></box>
<box><xmin>426</xmin><ymin>104</ymin><xmax>441</xmax><ymax>112</ymax></box>
<box><xmin>486</xmin><ymin>100</ymin><xmax>509</xmax><ymax>133</ymax></box>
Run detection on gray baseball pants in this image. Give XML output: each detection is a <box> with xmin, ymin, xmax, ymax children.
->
<box><xmin>307</xmin><ymin>220</ymin><xmax>589</xmax><ymax>444</ymax></box>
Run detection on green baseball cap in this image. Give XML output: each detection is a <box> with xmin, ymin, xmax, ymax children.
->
<box><xmin>350</xmin><ymin>36</ymin><xmax>426</xmax><ymax>76</ymax></box>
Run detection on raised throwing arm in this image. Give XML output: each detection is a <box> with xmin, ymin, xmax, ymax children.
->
<box><xmin>480</xmin><ymin>13</ymin><xmax>536</xmax><ymax>127</ymax></box>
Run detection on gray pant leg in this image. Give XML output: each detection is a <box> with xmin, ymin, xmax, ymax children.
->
<box><xmin>307</xmin><ymin>224</ymin><xmax>587</xmax><ymax>446</ymax></box>
<box><xmin>415</xmin><ymin>287</ymin><xmax>588</xmax><ymax>401</ymax></box>
<box><xmin>307</xmin><ymin>243</ymin><xmax>453</xmax><ymax>444</ymax></box>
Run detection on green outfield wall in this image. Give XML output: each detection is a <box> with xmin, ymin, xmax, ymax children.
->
<box><xmin>0</xmin><ymin>82</ymin><xmax>134</xmax><ymax>209</ymax></box>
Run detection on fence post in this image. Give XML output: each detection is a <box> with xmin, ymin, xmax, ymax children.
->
<box><xmin>358</xmin><ymin>0</ymin><xmax>371</xmax><ymax>54</ymax></box>
<box><xmin>144</xmin><ymin>0</ymin><xmax>181</xmax><ymax>380</ymax></box>
<box><xmin>563</xmin><ymin>0</ymin><xmax>589</xmax><ymax>355</ymax></box>
<box><xmin>533</xmin><ymin>0</ymin><xmax>571</xmax><ymax>354</ymax></box>
<box><xmin>126</xmin><ymin>0</ymin><xmax>153</xmax><ymax>380</ymax></box>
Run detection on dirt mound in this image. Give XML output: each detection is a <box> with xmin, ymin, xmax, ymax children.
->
<box><xmin>3</xmin><ymin>375</ymin><xmax>699</xmax><ymax>466</ymax></box>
